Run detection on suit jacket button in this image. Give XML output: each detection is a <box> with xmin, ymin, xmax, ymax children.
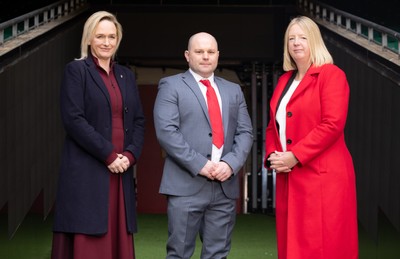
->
<box><xmin>209</xmin><ymin>133</ymin><xmax>212</xmax><ymax>137</ymax></box>
<box><xmin>124</xmin><ymin>107</ymin><xmax>129</xmax><ymax>113</ymax></box>
<box><xmin>287</xmin><ymin>111</ymin><xmax>292</xmax><ymax>117</ymax></box>
<box><xmin>287</xmin><ymin>139</ymin><xmax>292</xmax><ymax>144</ymax></box>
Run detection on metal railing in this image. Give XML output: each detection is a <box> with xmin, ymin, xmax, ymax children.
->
<box><xmin>0</xmin><ymin>0</ymin><xmax>87</xmax><ymax>45</ymax></box>
<box><xmin>297</xmin><ymin>0</ymin><xmax>400</xmax><ymax>59</ymax></box>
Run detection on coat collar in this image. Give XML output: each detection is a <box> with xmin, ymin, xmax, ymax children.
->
<box><xmin>290</xmin><ymin>65</ymin><xmax>321</xmax><ymax>95</ymax></box>
<box><xmin>271</xmin><ymin>64</ymin><xmax>324</xmax><ymax>113</ymax></box>
<box><xmin>289</xmin><ymin>64</ymin><xmax>321</xmax><ymax>101</ymax></box>
<box><xmin>83</xmin><ymin>56</ymin><xmax>127</xmax><ymax>103</ymax></box>
<box><xmin>182</xmin><ymin>70</ymin><xmax>209</xmax><ymax>122</ymax></box>
<box><xmin>84</xmin><ymin>56</ymin><xmax>108</xmax><ymax>93</ymax></box>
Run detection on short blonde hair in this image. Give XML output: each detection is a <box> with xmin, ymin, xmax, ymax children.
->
<box><xmin>79</xmin><ymin>11</ymin><xmax>123</xmax><ymax>60</ymax></box>
<box><xmin>283</xmin><ymin>16</ymin><xmax>333</xmax><ymax>71</ymax></box>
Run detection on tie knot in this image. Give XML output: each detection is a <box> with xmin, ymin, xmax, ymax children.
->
<box><xmin>200</xmin><ymin>79</ymin><xmax>212</xmax><ymax>88</ymax></box>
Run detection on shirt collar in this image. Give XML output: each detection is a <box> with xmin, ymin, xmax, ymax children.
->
<box><xmin>189</xmin><ymin>68</ymin><xmax>215</xmax><ymax>84</ymax></box>
<box><xmin>90</xmin><ymin>53</ymin><xmax>115</xmax><ymax>71</ymax></box>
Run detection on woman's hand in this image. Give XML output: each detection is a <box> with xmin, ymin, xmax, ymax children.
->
<box><xmin>107</xmin><ymin>154</ymin><xmax>130</xmax><ymax>173</ymax></box>
<box><xmin>268</xmin><ymin>151</ymin><xmax>298</xmax><ymax>173</ymax></box>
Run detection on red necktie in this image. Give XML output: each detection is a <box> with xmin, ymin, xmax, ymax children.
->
<box><xmin>200</xmin><ymin>79</ymin><xmax>224</xmax><ymax>148</ymax></box>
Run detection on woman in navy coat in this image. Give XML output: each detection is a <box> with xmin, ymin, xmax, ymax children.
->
<box><xmin>51</xmin><ymin>11</ymin><xmax>145</xmax><ymax>259</ymax></box>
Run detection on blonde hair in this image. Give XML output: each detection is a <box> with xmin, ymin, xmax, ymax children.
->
<box><xmin>283</xmin><ymin>16</ymin><xmax>333</xmax><ymax>71</ymax></box>
<box><xmin>79</xmin><ymin>11</ymin><xmax>123</xmax><ymax>60</ymax></box>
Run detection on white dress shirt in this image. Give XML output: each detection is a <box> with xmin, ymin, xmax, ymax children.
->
<box><xmin>276</xmin><ymin>79</ymin><xmax>300</xmax><ymax>151</ymax></box>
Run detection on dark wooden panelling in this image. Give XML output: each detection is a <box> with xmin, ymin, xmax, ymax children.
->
<box><xmin>324</xmin><ymin>28</ymin><xmax>400</xmax><ymax>241</ymax></box>
<box><xmin>0</xmin><ymin>16</ymin><xmax>84</xmax><ymax>238</ymax></box>
<box><xmin>0</xmin><ymin>72</ymin><xmax>7</xmax><ymax>212</ymax></box>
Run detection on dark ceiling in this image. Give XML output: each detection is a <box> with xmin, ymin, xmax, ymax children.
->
<box><xmin>0</xmin><ymin>0</ymin><xmax>295</xmax><ymax>22</ymax></box>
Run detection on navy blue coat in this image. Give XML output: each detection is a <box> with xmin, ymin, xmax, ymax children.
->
<box><xmin>53</xmin><ymin>57</ymin><xmax>145</xmax><ymax>235</ymax></box>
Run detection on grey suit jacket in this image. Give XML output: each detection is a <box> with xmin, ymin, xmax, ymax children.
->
<box><xmin>153</xmin><ymin>70</ymin><xmax>253</xmax><ymax>199</ymax></box>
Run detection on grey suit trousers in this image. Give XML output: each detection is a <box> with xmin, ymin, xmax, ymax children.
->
<box><xmin>166</xmin><ymin>180</ymin><xmax>236</xmax><ymax>259</ymax></box>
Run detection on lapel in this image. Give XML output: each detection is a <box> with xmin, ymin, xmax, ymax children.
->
<box><xmin>84</xmin><ymin>57</ymin><xmax>111</xmax><ymax>105</ymax></box>
<box><xmin>214</xmin><ymin>76</ymin><xmax>229</xmax><ymax>133</ymax></box>
<box><xmin>182</xmin><ymin>70</ymin><xmax>210</xmax><ymax>124</ymax></box>
<box><xmin>114</xmin><ymin>65</ymin><xmax>127</xmax><ymax>102</ymax></box>
<box><xmin>272</xmin><ymin>65</ymin><xmax>322</xmax><ymax>114</ymax></box>
<box><xmin>276</xmin><ymin>71</ymin><xmax>296</xmax><ymax>111</ymax></box>
<box><xmin>289</xmin><ymin>65</ymin><xmax>321</xmax><ymax>103</ymax></box>
<box><xmin>270</xmin><ymin>71</ymin><xmax>294</xmax><ymax>116</ymax></box>
<box><xmin>181</xmin><ymin>71</ymin><xmax>229</xmax><ymax>135</ymax></box>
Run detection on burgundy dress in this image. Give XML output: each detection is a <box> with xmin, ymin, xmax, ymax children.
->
<box><xmin>51</xmin><ymin>59</ymin><xmax>135</xmax><ymax>259</ymax></box>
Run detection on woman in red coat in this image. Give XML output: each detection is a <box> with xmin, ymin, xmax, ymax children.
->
<box><xmin>265</xmin><ymin>16</ymin><xmax>358</xmax><ymax>259</ymax></box>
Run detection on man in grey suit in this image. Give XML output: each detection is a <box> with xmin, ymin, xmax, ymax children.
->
<box><xmin>153</xmin><ymin>32</ymin><xmax>253</xmax><ymax>259</ymax></box>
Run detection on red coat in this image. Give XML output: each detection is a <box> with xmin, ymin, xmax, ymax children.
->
<box><xmin>265</xmin><ymin>64</ymin><xmax>358</xmax><ymax>259</ymax></box>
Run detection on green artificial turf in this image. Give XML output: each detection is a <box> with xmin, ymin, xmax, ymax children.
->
<box><xmin>0</xmin><ymin>213</ymin><xmax>276</xmax><ymax>259</ymax></box>
<box><xmin>0</xmin><ymin>214</ymin><xmax>53</xmax><ymax>258</ymax></box>
<box><xmin>1</xmin><ymin>212</ymin><xmax>400</xmax><ymax>258</ymax></box>
<box><xmin>134</xmin><ymin>213</ymin><xmax>277</xmax><ymax>258</ymax></box>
